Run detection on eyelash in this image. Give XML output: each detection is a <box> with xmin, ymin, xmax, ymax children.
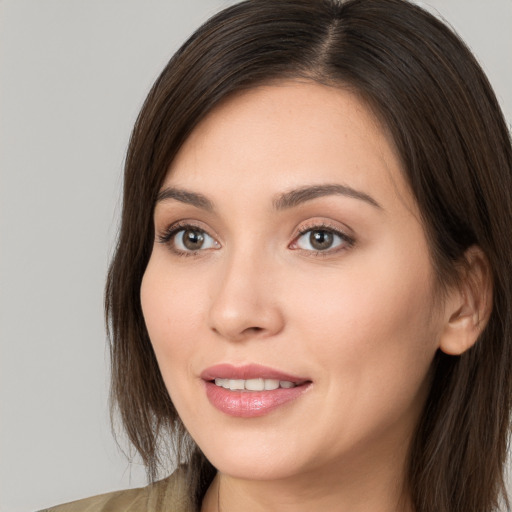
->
<box><xmin>157</xmin><ymin>221</ymin><xmax>216</xmax><ymax>257</ymax></box>
<box><xmin>292</xmin><ymin>222</ymin><xmax>355</xmax><ymax>257</ymax></box>
<box><xmin>157</xmin><ymin>221</ymin><xmax>355</xmax><ymax>257</ymax></box>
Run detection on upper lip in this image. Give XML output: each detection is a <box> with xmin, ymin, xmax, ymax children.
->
<box><xmin>200</xmin><ymin>363</ymin><xmax>310</xmax><ymax>383</ymax></box>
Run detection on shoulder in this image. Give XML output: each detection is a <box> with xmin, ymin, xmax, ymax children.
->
<box><xmin>37</xmin><ymin>468</ymin><xmax>193</xmax><ymax>512</ymax></box>
<box><xmin>37</xmin><ymin>485</ymin><xmax>148</xmax><ymax>512</ymax></box>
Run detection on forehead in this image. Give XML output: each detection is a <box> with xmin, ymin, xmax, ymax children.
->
<box><xmin>164</xmin><ymin>80</ymin><xmax>416</xmax><ymax>216</ymax></box>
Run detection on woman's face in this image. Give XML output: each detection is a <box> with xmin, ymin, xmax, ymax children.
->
<box><xmin>141</xmin><ymin>81</ymin><xmax>444</xmax><ymax>483</ymax></box>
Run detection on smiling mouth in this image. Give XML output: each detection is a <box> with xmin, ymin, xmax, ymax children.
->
<box><xmin>201</xmin><ymin>364</ymin><xmax>312</xmax><ymax>417</ymax></box>
<box><xmin>212</xmin><ymin>378</ymin><xmax>301</xmax><ymax>391</ymax></box>
<box><xmin>204</xmin><ymin>378</ymin><xmax>312</xmax><ymax>417</ymax></box>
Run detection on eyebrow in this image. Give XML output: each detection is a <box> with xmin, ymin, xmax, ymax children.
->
<box><xmin>273</xmin><ymin>184</ymin><xmax>382</xmax><ymax>210</ymax></box>
<box><xmin>156</xmin><ymin>187</ymin><xmax>214</xmax><ymax>211</ymax></box>
<box><xmin>155</xmin><ymin>183</ymin><xmax>382</xmax><ymax>212</ymax></box>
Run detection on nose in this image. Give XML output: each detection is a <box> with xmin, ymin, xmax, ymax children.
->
<box><xmin>208</xmin><ymin>247</ymin><xmax>284</xmax><ymax>342</ymax></box>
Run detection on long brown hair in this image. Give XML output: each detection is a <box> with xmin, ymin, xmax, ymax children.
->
<box><xmin>105</xmin><ymin>1</ymin><xmax>512</xmax><ymax>510</ymax></box>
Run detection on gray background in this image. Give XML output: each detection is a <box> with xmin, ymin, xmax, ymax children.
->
<box><xmin>1</xmin><ymin>1</ymin><xmax>510</xmax><ymax>511</ymax></box>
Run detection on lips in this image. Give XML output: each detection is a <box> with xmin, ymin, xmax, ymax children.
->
<box><xmin>201</xmin><ymin>364</ymin><xmax>312</xmax><ymax>418</ymax></box>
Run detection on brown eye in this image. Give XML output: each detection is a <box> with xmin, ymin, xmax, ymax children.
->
<box><xmin>171</xmin><ymin>227</ymin><xmax>218</xmax><ymax>253</ymax></box>
<box><xmin>182</xmin><ymin>229</ymin><xmax>205</xmax><ymax>250</ymax></box>
<box><xmin>309</xmin><ymin>230</ymin><xmax>334</xmax><ymax>250</ymax></box>
<box><xmin>294</xmin><ymin>227</ymin><xmax>351</xmax><ymax>253</ymax></box>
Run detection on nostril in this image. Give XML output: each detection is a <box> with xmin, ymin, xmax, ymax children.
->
<box><xmin>246</xmin><ymin>326</ymin><xmax>264</xmax><ymax>333</ymax></box>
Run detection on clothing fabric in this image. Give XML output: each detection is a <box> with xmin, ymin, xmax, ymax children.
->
<box><xmin>37</xmin><ymin>469</ymin><xmax>194</xmax><ymax>512</ymax></box>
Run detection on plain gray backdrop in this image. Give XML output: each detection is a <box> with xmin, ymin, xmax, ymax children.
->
<box><xmin>1</xmin><ymin>1</ymin><xmax>511</xmax><ymax>511</ymax></box>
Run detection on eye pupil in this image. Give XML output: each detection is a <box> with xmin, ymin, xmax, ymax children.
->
<box><xmin>310</xmin><ymin>230</ymin><xmax>333</xmax><ymax>250</ymax></box>
<box><xmin>183</xmin><ymin>229</ymin><xmax>205</xmax><ymax>250</ymax></box>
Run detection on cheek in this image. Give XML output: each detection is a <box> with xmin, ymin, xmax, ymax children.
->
<box><xmin>279</xmin><ymin>264</ymin><xmax>438</xmax><ymax>453</ymax></box>
<box><xmin>287</xmin><ymin>245</ymin><xmax>439</xmax><ymax>402</ymax></box>
<box><xmin>140</xmin><ymin>256</ymin><xmax>205</xmax><ymax>382</ymax></box>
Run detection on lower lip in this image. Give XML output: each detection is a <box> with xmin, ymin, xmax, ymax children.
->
<box><xmin>204</xmin><ymin>381</ymin><xmax>311</xmax><ymax>418</ymax></box>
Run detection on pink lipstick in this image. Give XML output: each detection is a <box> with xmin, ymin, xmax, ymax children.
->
<box><xmin>201</xmin><ymin>364</ymin><xmax>312</xmax><ymax>418</ymax></box>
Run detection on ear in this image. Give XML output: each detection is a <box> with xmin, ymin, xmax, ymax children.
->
<box><xmin>439</xmin><ymin>246</ymin><xmax>493</xmax><ymax>356</ymax></box>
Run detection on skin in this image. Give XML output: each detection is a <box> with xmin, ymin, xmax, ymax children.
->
<box><xmin>140</xmin><ymin>81</ymin><xmax>459</xmax><ymax>512</ymax></box>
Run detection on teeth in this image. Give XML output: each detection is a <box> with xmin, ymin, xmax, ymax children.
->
<box><xmin>214</xmin><ymin>378</ymin><xmax>297</xmax><ymax>391</ymax></box>
<box><xmin>245</xmin><ymin>378</ymin><xmax>264</xmax><ymax>391</ymax></box>
<box><xmin>229</xmin><ymin>379</ymin><xmax>245</xmax><ymax>390</ymax></box>
<box><xmin>264</xmin><ymin>379</ymin><xmax>279</xmax><ymax>390</ymax></box>
<box><xmin>215</xmin><ymin>378</ymin><xmax>229</xmax><ymax>389</ymax></box>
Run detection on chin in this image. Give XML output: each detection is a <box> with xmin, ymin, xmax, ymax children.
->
<box><xmin>209</xmin><ymin>454</ymin><xmax>299</xmax><ymax>481</ymax></box>
<box><xmin>194</xmin><ymin>429</ymin><xmax>306</xmax><ymax>481</ymax></box>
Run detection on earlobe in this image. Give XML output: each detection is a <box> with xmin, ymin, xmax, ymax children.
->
<box><xmin>439</xmin><ymin>246</ymin><xmax>493</xmax><ymax>356</ymax></box>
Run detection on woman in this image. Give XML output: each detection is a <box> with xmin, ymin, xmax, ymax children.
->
<box><xmin>43</xmin><ymin>0</ymin><xmax>512</xmax><ymax>511</ymax></box>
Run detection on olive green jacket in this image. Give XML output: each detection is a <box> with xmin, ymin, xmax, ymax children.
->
<box><xmin>38</xmin><ymin>469</ymin><xmax>194</xmax><ymax>512</ymax></box>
